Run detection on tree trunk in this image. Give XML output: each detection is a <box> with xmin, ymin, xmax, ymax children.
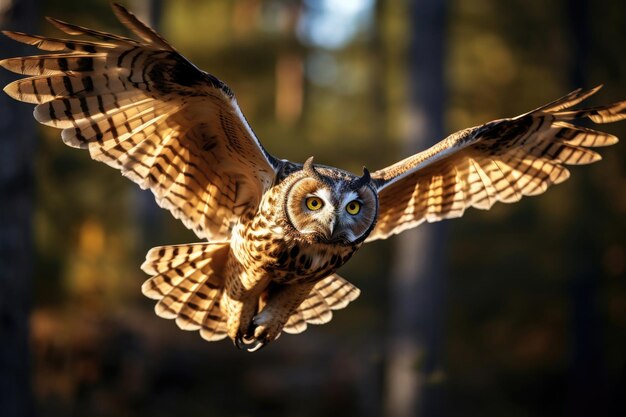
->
<box><xmin>384</xmin><ymin>0</ymin><xmax>448</xmax><ymax>416</ymax></box>
<box><xmin>0</xmin><ymin>1</ymin><xmax>37</xmax><ymax>416</ymax></box>
<box><xmin>565</xmin><ymin>0</ymin><xmax>608</xmax><ymax>415</ymax></box>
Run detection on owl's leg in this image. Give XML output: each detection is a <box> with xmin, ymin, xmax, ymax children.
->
<box><xmin>221</xmin><ymin>267</ymin><xmax>271</xmax><ymax>350</ymax></box>
<box><xmin>246</xmin><ymin>281</ymin><xmax>316</xmax><ymax>351</ymax></box>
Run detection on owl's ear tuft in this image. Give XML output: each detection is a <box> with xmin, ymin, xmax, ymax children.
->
<box><xmin>303</xmin><ymin>156</ymin><xmax>325</xmax><ymax>182</ymax></box>
<box><xmin>352</xmin><ymin>166</ymin><xmax>371</xmax><ymax>189</ymax></box>
<box><xmin>303</xmin><ymin>156</ymin><xmax>315</xmax><ymax>172</ymax></box>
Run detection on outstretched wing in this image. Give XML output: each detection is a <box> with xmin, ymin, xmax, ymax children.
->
<box><xmin>367</xmin><ymin>86</ymin><xmax>625</xmax><ymax>242</ymax></box>
<box><xmin>0</xmin><ymin>3</ymin><xmax>280</xmax><ymax>241</ymax></box>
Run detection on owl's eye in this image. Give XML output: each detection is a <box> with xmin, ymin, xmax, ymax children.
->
<box><xmin>345</xmin><ymin>200</ymin><xmax>361</xmax><ymax>215</ymax></box>
<box><xmin>305</xmin><ymin>196</ymin><xmax>324</xmax><ymax>211</ymax></box>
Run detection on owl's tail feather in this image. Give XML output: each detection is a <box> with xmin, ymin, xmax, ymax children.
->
<box><xmin>141</xmin><ymin>241</ymin><xmax>231</xmax><ymax>341</ymax></box>
<box><xmin>282</xmin><ymin>274</ymin><xmax>361</xmax><ymax>335</ymax></box>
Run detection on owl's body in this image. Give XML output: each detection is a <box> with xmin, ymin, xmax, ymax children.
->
<box><xmin>234</xmin><ymin>163</ymin><xmax>367</xmax><ymax>285</ymax></box>
<box><xmin>2</xmin><ymin>4</ymin><xmax>625</xmax><ymax>351</ymax></box>
<box><xmin>216</xmin><ymin>163</ymin><xmax>371</xmax><ymax>348</ymax></box>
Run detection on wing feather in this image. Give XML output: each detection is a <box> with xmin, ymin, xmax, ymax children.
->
<box><xmin>1</xmin><ymin>4</ymin><xmax>280</xmax><ymax>241</ymax></box>
<box><xmin>141</xmin><ymin>242</ymin><xmax>229</xmax><ymax>340</ymax></box>
<box><xmin>368</xmin><ymin>86</ymin><xmax>623</xmax><ymax>242</ymax></box>
<box><xmin>1</xmin><ymin>30</ymin><xmax>118</xmax><ymax>52</ymax></box>
<box><xmin>283</xmin><ymin>274</ymin><xmax>360</xmax><ymax>335</ymax></box>
<box><xmin>110</xmin><ymin>3</ymin><xmax>173</xmax><ymax>49</ymax></box>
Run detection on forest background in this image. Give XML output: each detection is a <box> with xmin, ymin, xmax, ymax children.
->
<box><xmin>0</xmin><ymin>0</ymin><xmax>625</xmax><ymax>416</ymax></box>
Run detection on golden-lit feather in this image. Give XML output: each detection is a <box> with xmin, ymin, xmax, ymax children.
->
<box><xmin>283</xmin><ymin>274</ymin><xmax>360</xmax><ymax>334</ymax></box>
<box><xmin>368</xmin><ymin>86</ymin><xmax>625</xmax><ymax>241</ymax></box>
<box><xmin>1</xmin><ymin>4</ymin><xmax>278</xmax><ymax>242</ymax></box>
<box><xmin>141</xmin><ymin>242</ymin><xmax>230</xmax><ymax>341</ymax></box>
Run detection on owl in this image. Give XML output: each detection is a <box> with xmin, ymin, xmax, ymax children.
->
<box><xmin>2</xmin><ymin>4</ymin><xmax>625</xmax><ymax>351</ymax></box>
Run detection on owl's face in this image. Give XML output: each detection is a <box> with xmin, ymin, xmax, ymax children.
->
<box><xmin>284</xmin><ymin>162</ymin><xmax>378</xmax><ymax>245</ymax></box>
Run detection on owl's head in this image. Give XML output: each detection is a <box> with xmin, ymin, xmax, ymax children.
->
<box><xmin>284</xmin><ymin>157</ymin><xmax>378</xmax><ymax>245</ymax></box>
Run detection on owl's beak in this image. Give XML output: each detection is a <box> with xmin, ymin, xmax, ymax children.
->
<box><xmin>323</xmin><ymin>219</ymin><xmax>348</xmax><ymax>243</ymax></box>
<box><xmin>325</xmin><ymin>218</ymin><xmax>336</xmax><ymax>240</ymax></box>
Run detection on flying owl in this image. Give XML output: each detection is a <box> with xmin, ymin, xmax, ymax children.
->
<box><xmin>2</xmin><ymin>4</ymin><xmax>624</xmax><ymax>351</ymax></box>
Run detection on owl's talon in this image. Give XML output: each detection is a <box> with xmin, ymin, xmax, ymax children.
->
<box><xmin>246</xmin><ymin>339</ymin><xmax>267</xmax><ymax>352</ymax></box>
<box><xmin>234</xmin><ymin>333</ymin><xmax>251</xmax><ymax>350</ymax></box>
<box><xmin>234</xmin><ymin>332</ymin><xmax>266</xmax><ymax>352</ymax></box>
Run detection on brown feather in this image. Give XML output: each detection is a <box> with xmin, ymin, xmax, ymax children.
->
<box><xmin>368</xmin><ymin>86</ymin><xmax>624</xmax><ymax>242</ymax></box>
<box><xmin>0</xmin><ymin>7</ymin><xmax>279</xmax><ymax>241</ymax></box>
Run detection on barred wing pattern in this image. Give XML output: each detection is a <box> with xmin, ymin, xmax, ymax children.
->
<box><xmin>140</xmin><ymin>242</ymin><xmax>360</xmax><ymax>340</ymax></box>
<box><xmin>141</xmin><ymin>242</ymin><xmax>231</xmax><ymax>341</ymax></box>
<box><xmin>283</xmin><ymin>274</ymin><xmax>360</xmax><ymax>334</ymax></box>
<box><xmin>0</xmin><ymin>3</ymin><xmax>278</xmax><ymax>241</ymax></box>
<box><xmin>368</xmin><ymin>86</ymin><xmax>625</xmax><ymax>242</ymax></box>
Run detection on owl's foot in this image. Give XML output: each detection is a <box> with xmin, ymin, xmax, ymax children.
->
<box><xmin>232</xmin><ymin>312</ymin><xmax>273</xmax><ymax>352</ymax></box>
<box><xmin>250</xmin><ymin>311</ymin><xmax>282</xmax><ymax>344</ymax></box>
<box><xmin>226</xmin><ymin>294</ymin><xmax>267</xmax><ymax>351</ymax></box>
<box><xmin>233</xmin><ymin>310</ymin><xmax>283</xmax><ymax>352</ymax></box>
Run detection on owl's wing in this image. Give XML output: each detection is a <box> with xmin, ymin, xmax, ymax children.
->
<box><xmin>367</xmin><ymin>86</ymin><xmax>625</xmax><ymax>242</ymax></box>
<box><xmin>283</xmin><ymin>273</ymin><xmax>360</xmax><ymax>335</ymax></box>
<box><xmin>0</xmin><ymin>4</ymin><xmax>280</xmax><ymax>241</ymax></box>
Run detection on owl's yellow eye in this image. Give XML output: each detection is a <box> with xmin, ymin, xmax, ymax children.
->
<box><xmin>305</xmin><ymin>196</ymin><xmax>324</xmax><ymax>211</ymax></box>
<box><xmin>345</xmin><ymin>200</ymin><xmax>361</xmax><ymax>215</ymax></box>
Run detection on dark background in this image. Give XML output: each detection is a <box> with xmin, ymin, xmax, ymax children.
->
<box><xmin>1</xmin><ymin>0</ymin><xmax>625</xmax><ymax>416</ymax></box>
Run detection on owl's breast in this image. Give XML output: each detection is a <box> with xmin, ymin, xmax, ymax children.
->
<box><xmin>267</xmin><ymin>241</ymin><xmax>359</xmax><ymax>284</ymax></box>
<box><xmin>232</xmin><ymin>217</ymin><xmax>359</xmax><ymax>285</ymax></box>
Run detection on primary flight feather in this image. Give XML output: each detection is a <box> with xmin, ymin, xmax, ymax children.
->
<box><xmin>2</xmin><ymin>3</ymin><xmax>624</xmax><ymax>351</ymax></box>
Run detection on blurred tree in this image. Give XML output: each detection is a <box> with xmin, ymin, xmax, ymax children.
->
<box><xmin>0</xmin><ymin>1</ymin><xmax>37</xmax><ymax>416</ymax></box>
<box><xmin>384</xmin><ymin>0</ymin><xmax>448</xmax><ymax>416</ymax></box>
<box><xmin>566</xmin><ymin>0</ymin><xmax>609</xmax><ymax>415</ymax></box>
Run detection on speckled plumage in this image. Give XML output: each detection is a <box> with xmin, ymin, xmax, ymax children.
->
<box><xmin>2</xmin><ymin>4</ymin><xmax>625</xmax><ymax>351</ymax></box>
